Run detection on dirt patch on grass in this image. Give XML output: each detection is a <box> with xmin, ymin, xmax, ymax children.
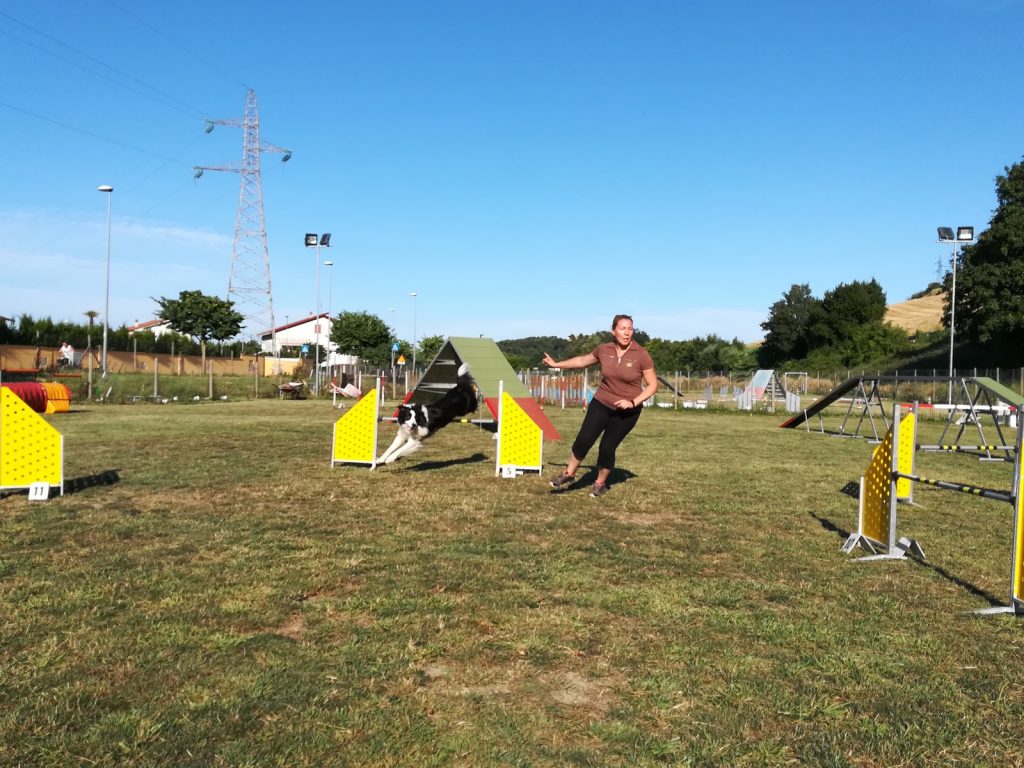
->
<box><xmin>418</xmin><ymin>661</ymin><xmax>623</xmax><ymax>714</ymax></box>
<box><xmin>543</xmin><ymin>670</ymin><xmax>619</xmax><ymax>713</ymax></box>
<box><xmin>274</xmin><ymin>613</ymin><xmax>306</xmax><ymax>640</ymax></box>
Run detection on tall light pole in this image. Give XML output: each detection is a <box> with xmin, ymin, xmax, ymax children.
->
<box><xmin>323</xmin><ymin>259</ymin><xmax>333</xmax><ymax>385</ymax></box>
<box><xmin>98</xmin><ymin>185</ymin><xmax>113</xmax><ymax>373</ymax></box>
<box><xmin>388</xmin><ymin>307</ymin><xmax>396</xmax><ymax>369</ymax></box>
<box><xmin>410</xmin><ymin>292</ymin><xmax>418</xmax><ymax>375</ymax></box>
<box><xmin>937</xmin><ymin>226</ymin><xmax>975</xmax><ymax>404</ymax></box>
<box><xmin>305</xmin><ymin>233</ymin><xmax>331</xmax><ymax>394</ymax></box>
<box><xmin>84</xmin><ymin>310</ymin><xmax>97</xmax><ymax>399</ymax></box>
<box><xmin>323</xmin><ymin>260</ymin><xmax>334</xmax><ymax>319</ymax></box>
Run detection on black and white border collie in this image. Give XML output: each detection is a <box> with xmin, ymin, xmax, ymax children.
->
<box><xmin>376</xmin><ymin>363</ymin><xmax>477</xmax><ymax>465</ymax></box>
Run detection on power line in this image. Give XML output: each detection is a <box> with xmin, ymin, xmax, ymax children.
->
<box><xmin>0</xmin><ymin>10</ymin><xmax>208</xmax><ymax>119</ymax></box>
<box><xmin>0</xmin><ymin>99</ymin><xmax>190</xmax><ymax>166</ymax></box>
<box><xmin>104</xmin><ymin>0</ymin><xmax>251</xmax><ymax>92</ymax></box>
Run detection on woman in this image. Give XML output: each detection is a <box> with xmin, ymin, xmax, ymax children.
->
<box><xmin>542</xmin><ymin>314</ymin><xmax>658</xmax><ymax>497</ymax></box>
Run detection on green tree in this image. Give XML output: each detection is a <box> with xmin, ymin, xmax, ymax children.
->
<box><xmin>757</xmin><ymin>284</ymin><xmax>818</xmax><ymax>368</ymax></box>
<box><xmin>331</xmin><ymin>310</ymin><xmax>392</xmax><ymax>365</ymax></box>
<box><xmin>418</xmin><ymin>334</ymin><xmax>445</xmax><ymax>366</ymax></box>
<box><xmin>154</xmin><ymin>290</ymin><xmax>243</xmax><ymax>366</ymax></box>
<box><xmin>807</xmin><ymin>279</ymin><xmax>887</xmax><ymax>350</ymax></box>
<box><xmin>497</xmin><ymin>336</ymin><xmax>571</xmax><ymax>369</ymax></box>
<box><xmin>952</xmin><ymin>158</ymin><xmax>1024</xmax><ymax>363</ymax></box>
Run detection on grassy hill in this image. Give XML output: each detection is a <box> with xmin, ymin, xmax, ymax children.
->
<box><xmin>885</xmin><ymin>290</ymin><xmax>945</xmax><ymax>334</ymax></box>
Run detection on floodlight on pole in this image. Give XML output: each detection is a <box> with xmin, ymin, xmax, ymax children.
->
<box><xmin>937</xmin><ymin>224</ymin><xmax>976</xmax><ymax>404</ymax></box>
<box><xmin>97</xmin><ymin>185</ymin><xmax>113</xmax><ymax>374</ymax></box>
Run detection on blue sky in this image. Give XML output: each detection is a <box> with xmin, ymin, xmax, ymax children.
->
<box><xmin>2</xmin><ymin>0</ymin><xmax>1022</xmax><ymax>346</ymax></box>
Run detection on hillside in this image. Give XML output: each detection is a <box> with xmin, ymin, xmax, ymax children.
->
<box><xmin>885</xmin><ymin>291</ymin><xmax>945</xmax><ymax>333</ymax></box>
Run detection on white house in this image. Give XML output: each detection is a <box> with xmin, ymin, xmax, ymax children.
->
<box><xmin>127</xmin><ymin>319</ymin><xmax>174</xmax><ymax>338</ymax></box>
<box><xmin>259</xmin><ymin>313</ymin><xmax>334</xmax><ymax>353</ymax></box>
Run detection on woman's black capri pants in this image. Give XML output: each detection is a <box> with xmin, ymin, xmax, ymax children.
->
<box><xmin>570</xmin><ymin>399</ymin><xmax>642</xmax><ymax>470</ymax></box>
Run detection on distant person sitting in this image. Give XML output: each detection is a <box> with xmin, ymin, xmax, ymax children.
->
<box><xmin>59</xmin><ymin>342</ymin><xmax>75</xmax><ymax>367</ymax></box>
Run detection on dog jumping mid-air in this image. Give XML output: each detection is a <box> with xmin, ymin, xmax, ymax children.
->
<box><xmin>375</xmin><ymin>363</ymin><xmax>478</xmax><ymax>465</ymax></box>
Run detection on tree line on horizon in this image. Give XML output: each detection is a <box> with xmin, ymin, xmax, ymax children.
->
<box><xmin>6</xmin><ymin>156</ymin><xmax>1022</xmax><ymax>374</ymax></box>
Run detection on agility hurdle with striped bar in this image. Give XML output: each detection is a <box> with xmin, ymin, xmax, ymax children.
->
<box><xmin>842</xmin><ymin>403</ymin><xmax>919</xmax><ymax>559</ymax></box>
<box><xmin>0</xmin><ymin>386</ymin><xmax>64</xmax><ymax>499</ymax></box>
<box><xmin>331</xmin><ymin>380</ymin><xmax>381</xmax><ymax>468</ymax></box>
<box><xmin>847</xmin><ymin>402</ymin><xmax>1024</xmax><ymax>615</ymax></box>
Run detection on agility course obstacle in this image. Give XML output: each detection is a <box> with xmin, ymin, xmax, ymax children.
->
<box><xmin>331</xmin><ymin>380</ymin><xmax>381</xmax><ymax>468</ymax></box>
<box><xmin>781</xmin><ymin>375</ymin><xmax>1022</xmax><ymax>456</ymax></box>
<box><xmin>842</xmin><ymin>405</ymin><xmax>920</xmax><ymax>559</ymax></box>
<box><xmin>409</xmin><ymin>337</ymin><xmax>560</xmax><ymax>441</ymax></box>
<box><xmin>845</xmin><ymin>402</ymin><xmax>1024</xmax><ymax>615</ymax></box>
<box><xmin>0</xmin><ymin>386</ymin><xmax>63</xmax><ymax>499</ymax></box>
<box><xmin>736</xmin><ymin>370</ymin><xmax>800</xmax><ymax>413</ymax></box>
<box><xmin>495</xmin><ymin>382</ymin><xmax>543</xmax><ymax>478</ymax></box>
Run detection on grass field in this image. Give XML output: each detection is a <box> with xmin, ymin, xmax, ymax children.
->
<box><xmin>4</xmin><ymin>398</ymin><xmax>1024</xmax><ymax>766</ymax></box>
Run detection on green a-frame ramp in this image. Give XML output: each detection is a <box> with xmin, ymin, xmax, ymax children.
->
<box><xmin>408</xmin><ymin>337</ymin><xmax>561</xmax><ymax>441</ymax></box>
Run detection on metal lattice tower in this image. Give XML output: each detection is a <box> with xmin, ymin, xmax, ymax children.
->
<box><xmin>194</xmin><ymin>89</ymin><xmax>291</xmax><ymax>353</ymax></box>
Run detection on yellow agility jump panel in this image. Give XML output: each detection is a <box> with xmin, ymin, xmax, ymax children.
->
<box><xmin>331</xmin><ymin>384</ymin><xmax>380</xmax><ymax>468</ymax></box>
<box><xmin>496</xmin><ymin>385</ymin><xmax>543</xmax><ymax>477</ymax></box>
<box><xmin>0</xmin><ymin>387</ymin><xmax>64</xmax><ymax>495</ymax></box>
<box><xmin>1012</xmin><ymin>422</ymin><xmax>1024</xmax><ymax>611</ymax></box>
<box><xmin>844</xmin><ymin>408</ymin><xmax>916</xmax><ymax>555</ymax></box>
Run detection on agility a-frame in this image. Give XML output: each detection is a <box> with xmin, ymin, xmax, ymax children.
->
<box><xmin>409</xmin><ymin>337</ymin><xmax>561</xmax><ymax>441</ymax></box>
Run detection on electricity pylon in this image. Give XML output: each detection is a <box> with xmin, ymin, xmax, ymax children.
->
<box><xmin>194</xmin><ymin>88</ymin><xmax>291</xmax><ymax>354</ymax></box>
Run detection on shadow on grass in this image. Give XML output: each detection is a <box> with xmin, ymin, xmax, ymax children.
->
<box><xmin>405</xmin><ymin>452</ymin><xmax>490</xmax><ymax>472</ymax></box>
<box><xmin>839</xmin><ymin>480</ymin><xmax>859</xmax><ymax>498</ymax></box>
<box><xmin>548</xmin><ymin>465</ymin><xmax>637</xmax><ymax>494</ymax></box>
<box><xmin>64</xmin><ymin>469</ymin><xmax>121</xmax><ymax>494</ymax></box>
<box><xmin>807</xmin><ymin>511</ymin><xmax>1005</xmax><ymax>609</ymax></box>
<box><xmin>808</xmin><ymin>511</ymin><xmax>852</xmax><ymax>541</ymax></box>
<box><xmin>910</xmin><ymin>558</ymin><xmax>1006</xmax><ymax>609</ymax></box>
<box><xmin>0</xmin><ymin>469</ymin><xmax>120</xmax><ymax>500</ymax></box>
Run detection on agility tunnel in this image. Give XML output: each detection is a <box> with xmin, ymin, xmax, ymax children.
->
<box><xmin>0</xmin><ymin>386</ymin><xmax>64</xmax><ymax>498</ymax></box>
<box><xmin>0</xmin><ymin>382</ymin><xmax>72</xmax><ymax>414</ymax></box>
<box><xmin>844</xmin><ymin>402</ymin><xmax>1024</xmax><ymax>616</ymax></box>
<box><xmin>0</xmin><ymin>382</ymin><xmax>48</xmax><ymax>413</ymax></box>
<box><xmin>42</xmin><ymin>383</ymin><xmax>72</xmax><ymax>413</ymax></box>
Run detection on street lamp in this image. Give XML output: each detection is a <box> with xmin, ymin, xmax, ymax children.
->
<box><xmin>937</xmin><ymin>225</ymin><xmax>975</xmax><ymax>404</ymax></box>
<box><xmin>388</xmin><ymin>307</ymin><xmax>396</xmax><ymax>368</ymax></box>
<box><xmin>98</xmin><ymin>185</ymin><xmax>113</xmax><ymax>373</ymax></box>
<box><xmin>323</xmin><ymin>260</ymin><xmax>334</xmax><ymax>318</ymax></box>
<box><xmin>304</xmin><ymin>233</ymin><xmax>331</xmax><ymax>394</ymax></box>
<box><xmin>84</xmin><ymin>310</ymin><xmax>97</xmax><ymax>399</ymax></box>
<box><xmin>323</xmin><ymin>259</ymin><xmax>334</xmax><ymax>387</ymax></box>
<box><xmin>410</xmin><ymin>292</ymin><xmax>418</xmax><ymax>375</ymax></box>
<box><xmin>131</xmin><ymin>320</ymin><xmax>138</xmax><ymax>371</ymax></box>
